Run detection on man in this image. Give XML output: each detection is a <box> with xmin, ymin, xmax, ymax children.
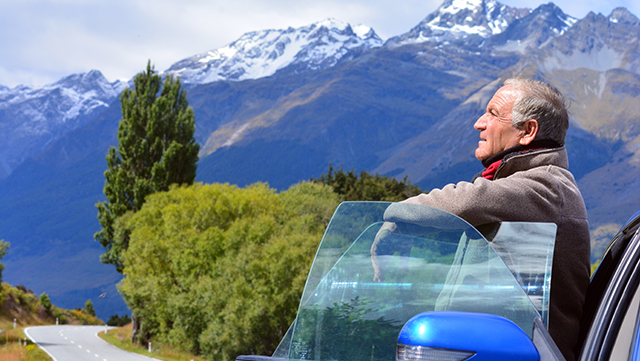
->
<box><xmin>374</xmin><ymin>78</ymin><xmax>590</xmax><ymax>360</ymax></box>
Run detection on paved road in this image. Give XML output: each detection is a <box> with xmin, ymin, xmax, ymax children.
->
<box><xmin>25</xmin><ymin>325</ymin><xmax>162</xmax><ymax>361</ymax></box>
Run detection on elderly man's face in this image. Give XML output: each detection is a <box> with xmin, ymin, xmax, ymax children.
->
<box><xmin>473</xmin><ymin>85</ymin><xmax>525</xmax><ymax>161</ymax></box>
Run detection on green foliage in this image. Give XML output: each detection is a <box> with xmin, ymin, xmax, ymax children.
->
<box><xmin>107</xmin><ymin>313</ymin><xmax>131</xmax><ymax>326</ymax></box>
<box><xmin>292</xmin><ymin>297</ymin><xmax>401</xmax><ymax>361</ymax></box>
<box><xmin>68</xmin><ymin>308</ymin><xmax>103</xmax><ymax>325</ymax></box>
<box><xmin>0</xmin><ymin>283</ymin><xmax>99</xmax><ymax>327</ymax></box>
<box><xmin>85</xmin><ymin>299</ymin><xmax>96</xmax><ymax>317</ymax></box>
<box><xmin>118</xmin><ymin>181</ymin><xmax>339</xmax><ymax>359</ymax></box>
<box><xmin>0</xmin><ymin>240</ymin><xmax>9</xmax><ymax>283</ymax></box>
<box><xmin>314</xmin><ymin>165</ymin><xmax>422</xmax><ymax>202</ymax></box>
<box><xmin>39</xmin><ymin>293</ymin><xmax>52</xmax><ymax>313</ymax></box>
<box><xmin>95</xmin><ymin>61</ymin><xmax>200</xmax><ymax>272</ymax></box>
<box><xmin>52</xmin><ymin>308</ymin><xmax>67</xmax><ymax>325</ymax></box>
<box><xmin>12</xmin><ymin>285</ymin><xmax>37</xmax><ymax>313</ymax></box>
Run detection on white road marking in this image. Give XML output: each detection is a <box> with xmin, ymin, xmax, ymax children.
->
<box><xmin>24</xmin><ymin>327</ymin><xmax>59</xmax><ymax>361</ymax></box>
<box><xmin>27</xmin><ymin>325</ymin><xmax>162</xmax><ymax>361</ymax></box>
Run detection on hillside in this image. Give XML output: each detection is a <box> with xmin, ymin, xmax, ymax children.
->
<box><xmin>0</xmin><ymin>283</ymin><xmax>102</xmax><ymax>328</ymax></box>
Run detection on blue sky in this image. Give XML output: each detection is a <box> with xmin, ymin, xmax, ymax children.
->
<box><xmin>0</xmin><ymin>0</ymin><xmax>637</xmax><ymax>88</ymax></box>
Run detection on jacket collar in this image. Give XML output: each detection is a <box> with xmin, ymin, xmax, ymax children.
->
<box><xmin>481</xmin><ymin>139</ymin><xmax>562</xmax><ymax>168</ymax></box>
<box><xmin>472</xmin><ymin>140</ymin><xmax>565</xmax><ymax>182</ymax></box>
<box><xmin>495</xmin><ymin>145</ymin><xmax>569</xmax><ymax>179</ymax></box>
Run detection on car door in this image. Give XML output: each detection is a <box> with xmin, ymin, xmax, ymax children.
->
<box><xmin>578</xmin><ymin>212</ymin><xmax>640</xmax><ymax>360</ymax></box>
<box><xmin>238</xmin><ymin>204</ymin><xmax>640</xmax><ymax>361</ymax></box>
<box><xmin>275</xmin><ymin>202</ymin><xmax>557</xmax><ymax>361</ymax></box>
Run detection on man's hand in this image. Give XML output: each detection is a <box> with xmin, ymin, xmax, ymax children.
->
<box><xmin>371</xmin><ymin>222</ymin><xmax>397</xmax><ymax>282</ymax></box>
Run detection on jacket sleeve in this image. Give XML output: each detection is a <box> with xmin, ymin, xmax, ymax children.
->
<box><xmin>402</xmin><ymin>169</ymin><xmax>564</xmax><ymax>227</ymax></box>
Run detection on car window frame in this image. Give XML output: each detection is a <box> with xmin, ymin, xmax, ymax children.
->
<box><xmin>579</xmin><ymin>225</ymin><xmax>640</xmax><ymax>361</ymax></box>
<box><xmin>610</xmin><ymin>266</ymin><xmax>640</xmax><ymax>360</ymax></box>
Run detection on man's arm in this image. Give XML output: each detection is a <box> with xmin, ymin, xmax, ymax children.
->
<box><xmin>402</xmin><ymin>172</ymin><xmax>564</xmax><ymax>227</ymax></box>
<box><xmin>371</xmin><ymin>222</ymin><xmax>397</xmax><ymax>282</ymax></box>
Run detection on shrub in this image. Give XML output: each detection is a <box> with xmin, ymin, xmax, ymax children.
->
<box><xmin>85</xmin><ymin>300</ymin><xmax>96</xmax><ymax>317</ymax></box>
<box><xmin>107</xmin><ymin>313</ymin><xmax>132</xmax><ymax>327</ymax></box>
<box><xmin>39</xmin><ymin>293</ymin><xmax>52</xmax><ymax>313</ymax></box>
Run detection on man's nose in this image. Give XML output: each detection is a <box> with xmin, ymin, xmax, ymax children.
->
<box><xmin>474</xmin><ymin>115</ymin><xmax>486</xmax><ymax>130</ymax></box>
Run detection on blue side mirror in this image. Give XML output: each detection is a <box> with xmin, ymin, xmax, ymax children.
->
<box><xmin>397</xmin><ymin>311</ymin><xmax>539</xmax><ymax>361</ymax></box>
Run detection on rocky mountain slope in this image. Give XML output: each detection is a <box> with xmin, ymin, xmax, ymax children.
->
<box><xmin>0</xmin><ymin>71</ymin><xmax>125</xmax><ymax>179</ymax></box>
<box><xmin>0</xmin><ymin>0</ymin><xmax>638</xmax><ymax>318</ymax></box>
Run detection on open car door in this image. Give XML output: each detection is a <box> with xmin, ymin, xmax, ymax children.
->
<box><xmin>239</xmin><ymin>202</ymin><xmax>566</xmax><ymax>361</ymax></box>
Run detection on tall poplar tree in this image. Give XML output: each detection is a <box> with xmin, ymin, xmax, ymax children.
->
<box><xmin>95</xmin><ymin>61</ymin><xmax>199</xmax><ymax>272</ymax></box>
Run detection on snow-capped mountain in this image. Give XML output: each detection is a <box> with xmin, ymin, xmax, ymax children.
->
<box><xmin>536</xmin><ymin>7</ymin><xmax>640</xmax><ymax>75</ymax></box>
<box><xmin>388</xmin><ymin>0</ymin><xmax>531</xmax><ymax>46</ymax></box>
<box><xmin>489</xmin><ymin>3</ymin><xmax>576</xmax><ymax>53</ymax></box>
<box><xmin>166</xmin><ymin>18</ymin><xmax>383</xmax><ymax>84</ymax></box>
<box><xmin>0</xmin><ymin>70</ymin><xmax>125</xmax><ymax>178</ymax></box>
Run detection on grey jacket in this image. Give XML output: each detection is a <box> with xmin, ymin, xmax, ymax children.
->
<box><xmin>404</xmin><ymin>147</ymin><xmax>590</xmax><ymax>361</ymax></box>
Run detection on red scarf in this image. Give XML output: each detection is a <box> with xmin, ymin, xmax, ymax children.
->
<box><xmin>479</xmin><ymin>140</ymin><xmax>562</xmax><ymax>181</ymax></box>
<box><xmin>481</xmin><ymin>159</ymin><xmax>502</xmax><ymax>180</ymax></box>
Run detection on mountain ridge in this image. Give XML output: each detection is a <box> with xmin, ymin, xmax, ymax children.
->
<box><xmin>386</xmin><ymin>0</ymin><xmax>532</xmax><ymax>47</ymax></box>
<box><xmin>166</xmin><ymin>18</ymin><xmax>383</xmax><ymax>84</ymax></box>
<box><xmin>0</xmin><ymin>70</ymin><xmax>124</xmax><ymax>179</ymax></box>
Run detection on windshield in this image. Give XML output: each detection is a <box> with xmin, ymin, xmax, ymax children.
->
<box><xmin>276</xmin><ymin>202</ymin><xmax>556</xmax><ymax>361</ymax></box>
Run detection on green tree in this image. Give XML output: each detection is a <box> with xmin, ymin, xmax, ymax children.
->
<box><xmin>0</xmin><ymin>240</ymin><xmax>9</xmax><ymax>283</ymax></box>
<box><xmin>85</xmin><ymin>299</ymin><xmax>96</xmax><ymax>317</ymax></box>
<box><xmin>118</xmin><ymin>181</ymin><xmax>339</xmax><ymax>359</ymax></box>
<box><xmin>39</xmin><ymin>292</ymin><xmax>52</xmax><ymax>313</ymax></box>
<box><xmin>314</xmin><ymin>164</ymin><xmax>423</xmax><ymax>202</ymax></box>
<box><xmin>95</xmin><ymin>61</ymin><xmax>199</xmax><ymax>272</ymax></box>
<box><xmin>107</xmin><ymin>313</ymin><xmax>132</xmax><ymax>327</ymax></box>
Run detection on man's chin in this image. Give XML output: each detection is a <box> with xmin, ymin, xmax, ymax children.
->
<box><xmin>475</xmin><ymin>150</ymin><xmax>488</xmax><ymax>161</ymax></box>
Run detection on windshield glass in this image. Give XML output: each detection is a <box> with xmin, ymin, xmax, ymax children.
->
<box><xmin>280</xmin><ymin>202</ymin><xmax>556</xmax><ymax>361</ymax></box>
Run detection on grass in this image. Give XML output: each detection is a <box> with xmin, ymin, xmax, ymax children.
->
<box><xmin>0</xmin><ymin>327</ymin><xmax>50</xmax><ymax>361</ymax></box>
<box><xmin>99</xmin><ymin>324</ymin><xmax>208</xmax><ymax>361</ymax></box>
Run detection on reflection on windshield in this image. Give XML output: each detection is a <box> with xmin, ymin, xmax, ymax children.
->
<box><xmin>281</xmin><ymin>202</ymin><xmax>556</xmax><ymax>361</ymax></box>
<box><xmin>490</xmin><ymin>222</ymin><xmax>556</xmax><ymax>325</ymax></box>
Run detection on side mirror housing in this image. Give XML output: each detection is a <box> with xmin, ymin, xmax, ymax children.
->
<box><xmin>397</xmin><ymin>311</ymin><xmax>539</xmax><ymax>361</ymax></box>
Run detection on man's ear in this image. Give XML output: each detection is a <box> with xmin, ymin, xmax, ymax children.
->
<box><xmin>519</xmin><ymin>119</ymin><xmax>538</xmax><ymax>146</ymax></box>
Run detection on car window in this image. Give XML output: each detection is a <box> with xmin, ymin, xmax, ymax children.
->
<box><xmin>280</xmin><ymin>202</ymin><xmax>556</xmax><ymax>361</ymax></box>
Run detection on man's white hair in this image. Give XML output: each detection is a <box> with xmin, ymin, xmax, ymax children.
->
<box><xmin>504</xmin><ymin>78</ymin><xmax>569</xmax><ymax>145</ymax></box>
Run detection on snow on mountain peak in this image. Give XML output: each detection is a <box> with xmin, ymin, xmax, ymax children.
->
<box><xmin>608</xmin><ymin>7</ymin><xmax>640</xmax><ymax>25</ymax></box>
<box><xmin>0</xmin><ymin>70</ymin><xmax>122</xmax><ymax>113</ymax></box>
<box><xmin>439</xmin><ymin>0</ymin><xmax>484</xmax><ymax>15</ymax></box>
<box><xmin>390</xmin><ymin>0</ymin><xmax>530</xmax><ymax>46</ymax></box>
<box><xmin>352</xmin><ymin>24</ymin><xmax>377</xmax><ymax>39</ymax></box>
<box><xmin>166</xmin><ymin>18</ymin><xmax>383</xmax><ymax>84</ymax></box>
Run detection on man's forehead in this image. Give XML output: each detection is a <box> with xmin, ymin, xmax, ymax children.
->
<box><xmin>490</xmin><ymin>86</ymin><xmax>521</xmax><ymax>105</ymax></box>
<box><xmin>497</xmin><ymin>84</ymin><xmax>521</xmax><ymax>96</ymax></box>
